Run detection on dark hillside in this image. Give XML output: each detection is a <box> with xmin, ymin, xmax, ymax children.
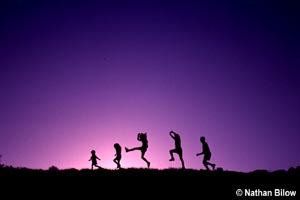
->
<box><xmin>1</xmin><ymin>166</ymin><xmax>299</xmax><ymax>199</ymax></box>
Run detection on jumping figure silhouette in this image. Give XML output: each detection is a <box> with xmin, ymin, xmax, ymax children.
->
<box><xmin>169</xmin><ymin>130</ymin><xmax>185</xmax><ymax>169</ymax></box>
<box><xmin>125</xmin><ymin>132</ymin><xmax>151</xmax><ymax>168</ymax></box>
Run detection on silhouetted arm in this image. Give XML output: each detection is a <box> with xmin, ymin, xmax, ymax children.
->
<box><xmin>169</xmin><ymin>131</ymin><xmax>176</xmax><ymax>139</ymax></box>
<box><xmin>196</xmin><ymin>152</ymin><xmax>203</xmax><ymax>156</ymax></box>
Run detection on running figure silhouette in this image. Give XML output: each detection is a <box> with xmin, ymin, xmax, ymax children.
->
<box><xmin>89</xmin><ymin>150</ymin><xmax>101</xmax><ymax>170</ymax></box>
<box><xmin>196</xmin><ymin>136</ymin><xmax>216</xmax><ymax>171</ymax></box>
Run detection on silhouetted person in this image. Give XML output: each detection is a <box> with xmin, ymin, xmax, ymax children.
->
<box><xmin>125</xmin><ymin>132</ymin><xmax>151</xmax><ymax>168</ymax></box>
<box><xmin>196</xmin><ymin>136</ymin><xmax>216</xmax><ymax>171</ymax></box>
<box><xmin>113</xmin><ymin>143</ymin><xmax>122</xmax><ymax>169</ymax></box>
<box><xmin>89</xmin><ymin>150</ymin><xmax>101</xmax><ymax>170</ymax></box>
<box><xmin>169</xmin><ymin>130</ymin><xmax>185</xmax><ymax>169</ymax></box>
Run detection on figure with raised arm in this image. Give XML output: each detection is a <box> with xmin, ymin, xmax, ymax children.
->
<box><xmin>169</xmin><ymin>130</ymin><xmax>185</xmax><ymax>169</ymax></box>
<box><xmin>125</xmin><ymin>132</ymin><xmax>150</xmax><ymax>168</ymax></box>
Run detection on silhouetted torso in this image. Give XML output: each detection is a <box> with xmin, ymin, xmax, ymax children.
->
<box><xmin>139</xmin><ymin>134</ymin><xmax>148</xmax><ymax>152</ymax></box>
<box><xmin>90</xmin><ymin>154</ymin><xmax>99</xmax><ymax>165</ymax></box>
<box><xmin>174</xmin><ymin>134</ymin><xmax>181</xmax><ymax>150</ymax></box>
<box><xmin>202</xmin><ymin>141</ymin><xmax>211</xmax><ymax>155</ymax></box>
<box><xmin>141</xmin><ymin>138</ymin><xmax>148</xmax><ymax>149</ymax></box>
<box><xmin>115</xmin><ymin>144</ymin><xmax>121</xmax><ymax>159</ymax></box>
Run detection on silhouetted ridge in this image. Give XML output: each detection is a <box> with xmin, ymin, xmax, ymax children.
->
<box><xmin>1</xmin><ymin>166</ymin><xmax>299</xmax><ymax>199</ymax></box>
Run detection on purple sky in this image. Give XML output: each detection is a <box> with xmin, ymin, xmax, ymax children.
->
<box><xmin>0</xmin><ymin>0</ymin><xmax>299</xmax><ymax>172</ymax></box>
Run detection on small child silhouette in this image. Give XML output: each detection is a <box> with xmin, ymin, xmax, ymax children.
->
<box><xmin>196</xmin><ymin>136</ymin><xmax>216</xmax><ymax>171</ymax></box>
<box><xmin>113</xmin><ymin>143</ymin><xmax>122</xmax><ymax>169</ymax></box>
<box><xmin>125</xmin><ymin>132</ymin><xmax>151</xmax><ymax>168</ymax></box>
<box><xmin>89</xmin><ymin>150</ymin><xmax>101</xmax><ymax>170</ymax></box>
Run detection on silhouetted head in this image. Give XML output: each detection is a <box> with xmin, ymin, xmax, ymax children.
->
<box><xmin>139</xmin><ymin>132</ymin><xmax>147</xmax><ymax>140</ymax></box>
<box><xmin>114</xmin><ymin>143</ymin><xmax>121</xmax><ymax>149</ymax></box>
<box><xmin>91</xmin><ymin>150</ymin><xmax>96</xmax><ymax>154</ymax></box>
<box><xmin>200</xmin><ymin>136</ymin><xmax>205</xmax><ymax>143</ymax></box>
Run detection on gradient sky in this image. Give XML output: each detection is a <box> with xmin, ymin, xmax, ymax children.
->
<box><xmin>0</xmin><ymin>0</ymin><xmax>299</xmax><ymax>172</ymax></box>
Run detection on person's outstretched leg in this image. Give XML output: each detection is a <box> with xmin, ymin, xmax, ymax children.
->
<box><xmin>125</xmin><ymin>147</ymin><xmax>141</xmax><ymax>152</ymax></box>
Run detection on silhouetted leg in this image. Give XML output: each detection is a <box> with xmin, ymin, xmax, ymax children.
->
<box><xmin>179</xmin><ymin>154</ymin><xmax>185</xmax><ymax>169</ymax></box>
<box><xmin>113</xmin><ymin>159</ymin><xmax>118</xmax><ymax>168</ymax></box>
<box><xmin>169</xmin><ymin>149</ymin><xmax>176</xmax><ymax>161</ymax></box>
<box><xmin>207</xmin><ymin>162</ymin><xmax>215</xmax><ymax>170</ymax></box>
<box><xmin>177</xmin><ymin>149</ymin><xmax>185</xmax><ymax>169</ymax></box>
<box><xmin>141</xmin><ymin>151</ymin><xmax>150</xmax><ymax>168</ymax></box>
<box><xmin>96</xmin><ymin>164</ymin><xmax>102</xmax><ymax>169</ymax></box>
<box><xmin>125</xmin><ymin>147</ymin><xmax>141</xmax><ymax>152</ymax></box>
<box><xmin>114</xmin><ymin>159</ymin><xmax>121</xmax><ymax>168</ymax></box>
<box><xmin>203</xmin><ymin>160</ymin><xmax>210</xmax><ymax>171</ymax></box>
<box><xmin>118</xmin><ymin>157</ymin><xmax>122</xmax><ymax>168</ymax></box>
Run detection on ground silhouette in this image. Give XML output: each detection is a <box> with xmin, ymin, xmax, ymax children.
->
<box><xmin>1</xmin><ymin>165</ymin><xmax>299</xmax><ymax>199</ymax></box>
